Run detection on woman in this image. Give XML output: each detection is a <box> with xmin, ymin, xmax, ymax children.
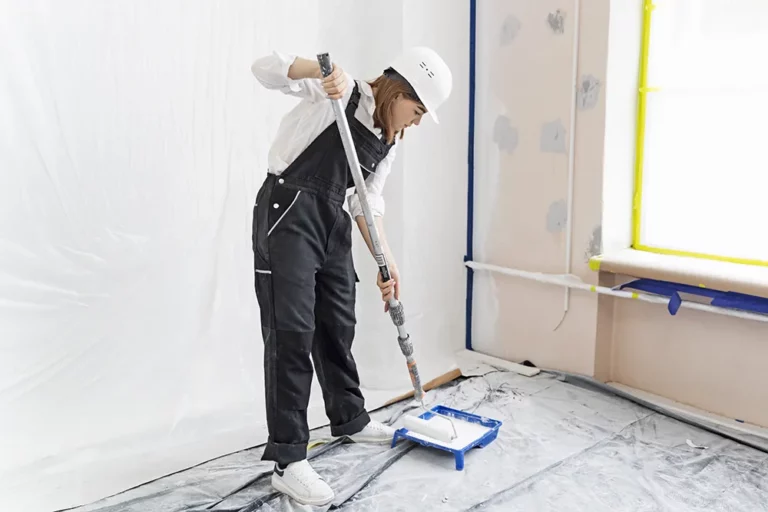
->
<box><xmin>250</xmin><ymin>47</ymin><xmax>452</xmax><ymax>506</ymax></box>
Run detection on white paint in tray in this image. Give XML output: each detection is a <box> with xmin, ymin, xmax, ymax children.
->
<box><xmin>407</xmin><ymin>416</ymin><xmax>492</xmax><ymax>450</ymax></box>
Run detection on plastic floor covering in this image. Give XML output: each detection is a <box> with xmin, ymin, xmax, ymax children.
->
<box><xmin>70</xmin><ymin>371</ymin><xmax>768</xmax><ymax>511</ymax></box>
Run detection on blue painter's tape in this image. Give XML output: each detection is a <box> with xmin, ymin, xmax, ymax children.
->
<box><xmin>668</xmin><ymin>292</ymin><xmax>682</xmax><ymax>315</ymax></box>
<box><xmin>712</xmin><ymin>293</ymin><xmax>768</xmax><ymax>314</ymax></box>
<box><xmin>465</xmin><ymin>0</ymin><xmax>477</xmax><ymax>351</ymax></box>
<box><xmin>619</xmin><ymin>278</ymin><xmax>768</xmax><ymax>317</ymax></box>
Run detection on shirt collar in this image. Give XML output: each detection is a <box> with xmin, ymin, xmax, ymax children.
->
<box><xmin>358</xmin><ymin>80</ymin><xmax>376</xmax><ymax>116</ymax></box>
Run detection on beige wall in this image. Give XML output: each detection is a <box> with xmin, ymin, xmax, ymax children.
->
<box><xmin>475</xmin><ymin>0</ymin><xmax>768</xmax><ymax>428</ymax></box>
<box><xmin>473</xmin><ymin>0</ymin><xmax>609</xmax><ymax>376</ymax></box>
<box><xmin>601</xmin><ymin>272</ymin><xmax>768</xmax><ymax>428</ymax></box>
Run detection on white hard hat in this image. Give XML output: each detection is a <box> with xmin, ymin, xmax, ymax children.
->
<box><xmin>389</xmin><ymin>46</ymin><xmax>452</xmax><ymax>124</ymax></box>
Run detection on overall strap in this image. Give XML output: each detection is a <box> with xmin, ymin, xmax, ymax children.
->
<box><xmin>344</xmin><ymin>81</ymin><xmax>362</xmax><ymax>116</ymax></box>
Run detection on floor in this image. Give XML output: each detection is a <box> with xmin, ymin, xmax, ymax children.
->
<box><xmin>71</xmin><ymin>371</ymin><xmax>768</xmax><ymax>511</ymax></box>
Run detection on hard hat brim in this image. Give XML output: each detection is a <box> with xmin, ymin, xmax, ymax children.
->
<box><xmin>410</xmin><ymin>84</ymin><xmax>439</xmax><ymax>124</ymax></box>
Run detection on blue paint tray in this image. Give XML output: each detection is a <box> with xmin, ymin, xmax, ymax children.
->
<box><xmin>391</xmin><ymin>405</ymin><xmax>502</xmax><ymax>470</ymax></box>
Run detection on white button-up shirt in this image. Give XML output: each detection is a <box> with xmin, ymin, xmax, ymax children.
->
<box><xmin>251</xmin><ymin>51</ymin><xmax>396</xmax><ymax>218</ymax></box>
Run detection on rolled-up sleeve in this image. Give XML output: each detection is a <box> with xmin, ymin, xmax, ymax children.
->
<box><xmin>348</xmin><ymin>145</ymin><xmax>396</xmax><ymax>218</ymax></box>
<box><xmin>250</xmin><ymin>51</ymin><xmax>301</xmax><ymax>92</ymax></box>
<box><xmin>250</xmin><ymin>51</ymin><xmax>352</xmax><ymax>103</ymax></box>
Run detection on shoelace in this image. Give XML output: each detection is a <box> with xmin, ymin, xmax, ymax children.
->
<box><xmin>293</xmin><ymin>462</ymin><xmax>322</xmax><ymax>488</ymax></box>
<box><xmin>368</xmin><ymin>421</ymin><xmax>389</xmax><ymax>433</ymax></box>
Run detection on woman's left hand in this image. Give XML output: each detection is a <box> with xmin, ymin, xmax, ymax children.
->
<box><xmin>376</xmin><ymin>267</ymin><xmax>400</xmax><ymax>312</ymax></box>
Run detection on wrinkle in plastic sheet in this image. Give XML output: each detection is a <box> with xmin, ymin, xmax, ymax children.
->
<box><xmin>72</xmin><ymin>372</ymin><xmax>768</xmax><ymax>512</ymax></box>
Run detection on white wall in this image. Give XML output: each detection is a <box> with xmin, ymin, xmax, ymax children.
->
<box><xmin>0</xmin><ymin>1</ymin><xmax>468</xmax><ymax>510</ymax></box>
<box><xmin>397</xmin><ymin>0</ymin><xmax>469</xmax><ymax>384</ymax></box>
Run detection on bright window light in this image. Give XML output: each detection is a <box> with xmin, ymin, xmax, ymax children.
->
<box><xmin>636</xmin><ymin>0</ymin><xmax>768</xmax><ymax>264</ymax></box>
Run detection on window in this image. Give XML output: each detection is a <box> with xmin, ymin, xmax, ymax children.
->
<box><xmin>634</xmin><ymin>0</ymin><xmax>768</xmax><ymax>266</ymax></box>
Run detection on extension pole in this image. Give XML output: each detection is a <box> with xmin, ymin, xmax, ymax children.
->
<box><xmin>317</xmin><ymin>53</ymin><xmax>424</xmax><ymax>402</ymax></box>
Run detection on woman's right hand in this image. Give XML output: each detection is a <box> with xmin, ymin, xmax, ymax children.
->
<box><xmin>316</xmin><ymin>63</ymin><xmax>347</xmax><ymax>100</ymax></box>
<box><xmin>288</xmin><ymin>57</ymin><xmax>348</xmax><ymax>99</ymax></box>
<box><xmin>376</xmin><ymin>267</ymin><xmax>400</xmax><ymax>312</ymax></box>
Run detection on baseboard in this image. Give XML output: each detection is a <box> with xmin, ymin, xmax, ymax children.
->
<box><xmin>608</xmin><ymin>382</ymin><xmax>768</xmax><ymax>439</ymax></box>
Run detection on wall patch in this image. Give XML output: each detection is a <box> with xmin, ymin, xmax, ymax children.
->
<box><xmin>578</xmin><ymin>74</ymin><xmax>602</xmax><ymax>110</ymax></box>
<box><xmin>547</xmin><ymin>199</ymin><xmax>568</xmax><ymax>233</ymax></box>
<box><xmin>547</xmin><ymin>10</ymin><xmax>566</xmax><ymax>34</ymax></box>
<box><xmin>584</xmin><ymin>225</ymin><xmax>602</xmax><ymax>261</ymax></box>
<box><xmin>500</xmin><ymin>15</ymin><xmax>521</xmax><ymax>45</ymax></box>
<box><xmin>493</xmin><ymin>115</ymin><xmax>519</xmax><ymax>153</ymax></box>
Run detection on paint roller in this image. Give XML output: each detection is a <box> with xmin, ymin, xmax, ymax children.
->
<box><xmin>403</xmin><ymin>414</ymin><xmax>458</xmax><ymax>443</ymax></box>
<box><xmin>317</xmin><ymin>52</ymin><xmax>458</xmax><ymax>443</ymax></box>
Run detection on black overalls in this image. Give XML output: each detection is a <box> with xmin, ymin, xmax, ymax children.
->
<box><xmin>252</xmin><ymin>82</ymin><xmax>393</xmax><ymax>465</ymax></box>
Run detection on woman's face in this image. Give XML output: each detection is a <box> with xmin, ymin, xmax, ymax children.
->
<box><xmin>390</xmin><ymin>95</ymin><xmax>426</xmax><ymax>133</ymax></box>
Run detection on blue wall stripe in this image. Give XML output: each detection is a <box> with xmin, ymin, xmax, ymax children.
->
<box><xmin>465</xmin><ymin>0</ymin><xmax>477</xmax><ymax>351</ymax></box>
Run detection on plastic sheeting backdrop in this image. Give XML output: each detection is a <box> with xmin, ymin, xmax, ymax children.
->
<box><xmin>0</xmin><ymin>1</ymin><xmax>468</xmax><ymax>510</ymax></box>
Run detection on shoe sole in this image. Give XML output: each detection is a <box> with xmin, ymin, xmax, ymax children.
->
<box><xmin>349</xmin><ymin>436</ymin><xmax>393</xmax><ymax>444</ymax></box>
<box><xmin>334</xmin><ymin>434</ymin><xmax>393</xmax><ymax>444</ymax></box>
<box><xmin>271</xmin><ymin>475</ymin><xmax>334</xmax><ymax>507</ymax></box>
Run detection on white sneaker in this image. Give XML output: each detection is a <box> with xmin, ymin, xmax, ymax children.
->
<box><xmin>348</xmin><ymin>420</ymin><xmax>396</xmax><ymax>444</ymax></box>
<box><xmin>271</xmin><ymin>460</ymin><xmax>334</xmax><ymax>506</ymax></box>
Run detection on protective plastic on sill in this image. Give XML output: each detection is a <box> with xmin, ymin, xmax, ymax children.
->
<box><xmin>466</xmin><ymin>261</ymin><xmax>768</xmax><ymax>324</ymax></box>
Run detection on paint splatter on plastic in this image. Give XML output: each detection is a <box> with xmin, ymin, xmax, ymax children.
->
<box><xmin>540</xmin><ymin>119</ymin><xmax>567</xmax><ymax>154</ymax></box>
<box><xmin>547</xmin><ymin>200</ymin><xmax>568</xmax><ymax>233</ymax></box>
<box><xmin>500</xmin><ymin>15</ymin><xmax>521</xmax><ymax>45</ymax></box>
<box><xmin>547</xmin><ymin>10</ymin><xmax>566</xmax><ymax>34</ymax></box>
<box><xmin>493</xmin><ymin>115</ymin><xmax>519</xmax><ymax>153</ymax></box>
<box><xmin>584</xmin><ymin>225</ymin><xmax>602</xmax><ymax>261</ymax></box>
<box><xmin>578</xmin><ymin>75</ymin><xmax>602</xmax><ymax>110</ymax></box>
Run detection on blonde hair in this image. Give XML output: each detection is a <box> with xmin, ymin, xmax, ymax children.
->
<box><xmin>368</xmin><ymin>74</ymin><xmax>424</xmax><ymax>144</ymax></box>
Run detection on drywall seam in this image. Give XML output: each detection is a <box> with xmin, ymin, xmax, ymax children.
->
<box><xmin>560</xmin><ymin>0</ymin><xmax>581</xmax><ymax>320</ymax></box>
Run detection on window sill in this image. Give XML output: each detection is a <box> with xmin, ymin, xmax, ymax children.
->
<box><xmin>589</xmin><ymin>249</ymin><xmax>768</xmax><ymax>300</ymax></box>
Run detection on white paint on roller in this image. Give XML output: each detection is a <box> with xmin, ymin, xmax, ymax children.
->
<box><xmin>403</xmin><ymin>415</ymin><xmax>491</xmax><ymax>450</ymax></box>
<box><xmin>403</xmin><ymin>415</ymin><xmax>455</xmax><ymax>443</ymax></box>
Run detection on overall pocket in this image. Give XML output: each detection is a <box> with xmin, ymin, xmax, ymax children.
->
<box><xmin>267</xmin><ymin>184</ymin><xmax>302</xmax><ymax>237</ymax></box>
